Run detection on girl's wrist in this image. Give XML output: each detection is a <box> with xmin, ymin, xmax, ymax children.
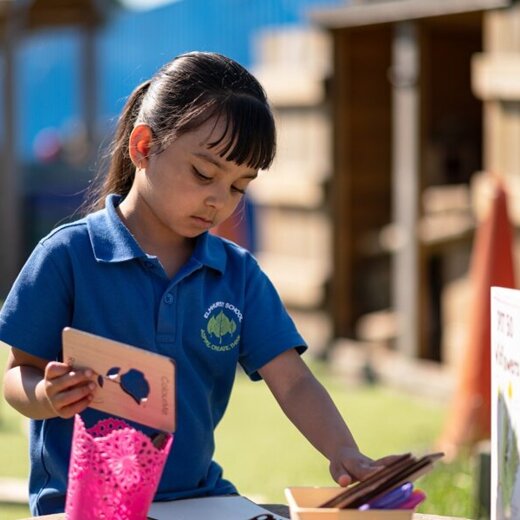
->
<box><xmin>334</xmin><ymin>445</ymin><xmax>360</xmax><ymax>462</ymax></box>
<box><xmin>35</xmin><ymin>378</ymin><xmax>56</xmax><ymax>418</ymax></box>
<box><xmin>327</xmin><ymin>440</ymin><xmax>360</xmax><ymax>461</ymax></box>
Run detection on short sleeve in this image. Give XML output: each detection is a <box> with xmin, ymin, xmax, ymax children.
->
<box><xmin>238</xmin><ymin>257</ymin><xmax>307</xmax><ymax>380</ymax></box>
<box><xmin>0</xmin><ymin>241</ymin><xmax>73</xmax><ymax>360</ymax></box>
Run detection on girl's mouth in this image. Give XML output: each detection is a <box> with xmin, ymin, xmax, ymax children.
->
<box><xmin>192</xmin><ymin>216</ymin><xmax>213</xmax><ymax>227</ymax></box>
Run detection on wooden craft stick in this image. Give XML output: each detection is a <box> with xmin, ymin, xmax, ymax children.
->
<box><xmin>346</xmin><ymin>459</ymin><xmax>435</xmax><ymax>509</ymax></box>
<box><xmin>329</xmin><ymin>455</ymin><xmax>419</xmax><ymax>509</ymax></box>
<box><xmin>319</xmin><ymin>453</ymin><xmax>413</xmax><ymax>508</ymax></box>
<box><xmin>340</xmin><ymin>453</ymin><xmax>443</xmax><ymax>509</ymax></box>
<box><xmin>320</xmin><ymin>452</ymin><xmax>444</xmax><ymax>510</ymax></box>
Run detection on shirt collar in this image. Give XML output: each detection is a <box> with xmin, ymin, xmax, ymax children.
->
<box><xmin>192</xmin><ymin>231</ymin><xmax>227</xmax><ymax>274</ymax></box>
<box><xmin>86</xmin><ymin>194</ymin><xmax>226</xmax><ymax>273</ymax></box>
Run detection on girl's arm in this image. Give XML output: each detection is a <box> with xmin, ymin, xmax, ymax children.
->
<box><xmin>258</xmin><ymin>348</ymin><xmax>386</xmax><ymax>486</ymax></box>
<box><xmin>3</xmin><ymin>347</ymin><xmax>96</xmax><ymax>420</ymax></box>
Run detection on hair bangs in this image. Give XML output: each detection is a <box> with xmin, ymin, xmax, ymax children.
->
<box><xmin>207</xmin><ymin>95</ymin><xmax>276</xmax><ymax>171</ymax></box>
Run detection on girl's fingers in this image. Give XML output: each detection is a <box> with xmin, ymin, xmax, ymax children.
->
<box><xmin>44</xmin><ymin>361</ymin><xmax>73</xmax><ymax>380</ymax></box>
<box><xmin>374</xmin><ymin>453</ymin><xmax>410</xmax><ymax>466</ymax></box>
<box><xmin>347</xmin><ymin>462</ymin><xmax>382</xmax><ymax>482</ymax></box>
<box><xmin>331</xmin><ymin>452</ymin><xmax>408</xmax><ymax>488</ymax></box>
<box><xmin>45</xmin><ymin>365</ymin><xmax>94</xmax><ymax>395</ymax></box>
<box><xmin>55</xmin><ymin>394</ymin><xmax>94</xmax><ymax>419</ymax></box>
<box><xmin>50</xmin><ymin>381</ymin><xmax>96</xmax><ymax>418</ymax></box>
<box><xmin>52</xmin><ymin>381</ymin><xmax>96</xmax><ymax>407</ymax></box>
<box><xmin>337</xmin><ymin>473</ymin><xmax>352</xmax><ymax>487</ymax></box>
<box><xmin>45</xmin><ymin>361</ymin><xmax>94</xmax><ymax>382</ymax></box>
<box><xmin>43</xmin><ymin>361</ymin><xmax>96</xmax><ymax>417</ymax></box>
<box><xmin>330</xmin><ymin>460</ymin><xmax>353</xmax><ymax>487</ymax></box>
<box><xmin>331</xmin><ymin>456</ymin><xmax>385</xmax><ymax>487</ymax></box>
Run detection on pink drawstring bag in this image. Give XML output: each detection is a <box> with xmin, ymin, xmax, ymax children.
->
<box><xmin>65</xmin><ymin>414</ymin><xmax>173</xmax><ymax>520</ymax></box>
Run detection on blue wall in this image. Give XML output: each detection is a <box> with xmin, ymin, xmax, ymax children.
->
<box><xmin>16</xmin><ymin>0</ymin><xmax>341</xmax><ymax>160</ymax></box>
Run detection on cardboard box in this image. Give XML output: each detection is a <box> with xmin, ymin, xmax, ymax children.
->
<box><xmin>285</xmin><ymin>487</ymin><xmax>414</xmax><ymax>520</ymax></box>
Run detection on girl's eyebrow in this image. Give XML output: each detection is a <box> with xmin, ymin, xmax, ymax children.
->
<box><xmin>193</xmin><ymin>151</ymin><xmax>258</xmax><ymax>179</ymax></box>
<box><xmin>194</xmin><ymin>151</ymin><xmax>224</xmax><ymax>169</ymax></box>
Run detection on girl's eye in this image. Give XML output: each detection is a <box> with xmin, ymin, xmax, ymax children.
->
<box><xmin>193</xmin><ymin>167</ymin><xmax>212</xmax><ymax>182</ymax></box>
<box><xmin>232</xmin><ymin>185</ymin><xmax>246</xmax><ymax>195</ymax></box>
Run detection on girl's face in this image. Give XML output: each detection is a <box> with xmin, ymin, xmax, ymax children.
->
<box><xmin>130</xmin><ymin>117</ymin><xmax>258</xmax><ymax>244</ymax></box>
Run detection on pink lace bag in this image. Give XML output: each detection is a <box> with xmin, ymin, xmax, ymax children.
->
<box><xmin>65</xmin><ymin>414</ymin><xmax>173</xmax><ymax>520</ymax></box>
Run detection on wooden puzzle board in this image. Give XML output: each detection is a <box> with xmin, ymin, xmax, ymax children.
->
<box><xmin>62</xmin><ymin>327</ymin><xmax>175</xmax><ymax>432</ymax></box>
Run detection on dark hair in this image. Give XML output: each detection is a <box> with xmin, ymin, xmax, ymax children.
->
<box><xmin>85</xmin><ymin>51</ymin><xmax>276</xmax><ymax>211</ymax></box>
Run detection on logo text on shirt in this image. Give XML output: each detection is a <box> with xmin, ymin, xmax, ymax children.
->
<box><xmin>201</xmin><ymin>301</ymin><xmax>242</xmax><ymax>352</ymax></box>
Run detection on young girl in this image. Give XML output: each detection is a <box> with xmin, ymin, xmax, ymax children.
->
<box><xmin>1</xmin><ymin>51</ymin><xmax>393</xmax><ymax>516</ymax></box>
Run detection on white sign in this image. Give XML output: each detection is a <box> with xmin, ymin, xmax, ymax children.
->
<box><xmin>491</xmin><ymin>287</ymin><xmax>520</xmax><ymax>520</ymax></box>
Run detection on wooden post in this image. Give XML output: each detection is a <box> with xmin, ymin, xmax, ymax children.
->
<box><xmin>474</xmin><ymin>4</ymin><xmax>520</xmax><ymax>179</ymax></box>
<box><xmin>330</xmin><ymin>29</ymin><xmax>355</xmax><ymax>338</ymax></box>
<box><xmin>391</xmin><ymin>21</ymin><xmax>420</xmax><ymax>357</ymax></box>
<box><xmin>474</xmin><ymin>440</ymin><xmax>491</xmax><ymax>520</ymax></box>
<box><xmin>0</xmin><ymin>6</ymin><xmax>23</xmax><ymax>296</ymax></box>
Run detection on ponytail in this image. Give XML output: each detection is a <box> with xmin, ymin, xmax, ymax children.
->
<box><xmin>83</xmin><ymin>79</ymin><xmax>151</xmax><ymax>213</ymax></box>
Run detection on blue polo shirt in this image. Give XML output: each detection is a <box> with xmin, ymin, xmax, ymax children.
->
<box><xmin>0</xmin><ymin>194</ymin><xmax>306</xmax><ymax>515</ymax></box>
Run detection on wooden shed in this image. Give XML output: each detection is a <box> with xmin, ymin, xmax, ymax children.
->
<box><xmin>309</xmin><ymin>0</ymin><xmax>518</xmax><ymax>362</ymax></box>
<box><xmin>0</xmin><ymin>0</ymin><xmax>112</xmax><ymax>295</ymax></box>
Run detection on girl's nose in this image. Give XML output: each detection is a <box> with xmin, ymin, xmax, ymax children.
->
<box><xmin>205</xmin><ymin>185</ymin><xmax>228</xmax><ymax>209</ymax></box>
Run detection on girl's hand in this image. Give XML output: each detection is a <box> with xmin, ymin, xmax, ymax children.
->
<box><xmin>42</xmin><ymin>361</ymin><xmax>97</xmax><ymax>419</ymax></box>
<box><xmin>329</xmin><ymin>447</ymin><xmax>401</xmax><ymax>487</ymax></box>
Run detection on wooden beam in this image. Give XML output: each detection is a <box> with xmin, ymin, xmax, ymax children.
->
<box><xmin>0</xmin><ymin>1</ymin><xmax>108</xmax><ymax>295</ymax></box>
<box><xmin>391</xmin><ymin>21</ymin><xmax>421</xmax><ymax>357</ymax></box>
<box><xmin>0</xmin><ymin>5</ymin><xmax>22</xmax><ymax>295</ymax></box>
<box><xmin>330</xmin><ymin>30</ymin><xmax>354</xmax><ymax>337</ymax></box>
<box><xmin>309</xmin><ymin>0</ymin><xmax>510</xmax><ymax>29</ymax></box>
<box><xmin>0</xmin><ymin>0</ymin><xmax>107</xmax><ymax>30</ymax></box>
<box><xmin>472</xmin><ymin>53</ymin><xmax>520</xmax><ymax>100</ymax></box>
<box><xmin>26</xmin><ymin>0</ymin><xmax>103</xmax><ymax>29</ymax></box>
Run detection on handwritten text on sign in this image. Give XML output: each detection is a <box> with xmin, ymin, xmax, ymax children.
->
<box><xmin>495</xmin><ymin>308</ymin><xmax>518</xmax><ymax>377</ymax></box>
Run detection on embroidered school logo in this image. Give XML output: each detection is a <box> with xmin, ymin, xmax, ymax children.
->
<box><xmin>201</xmin><ymin>301</ymin><xmax>242</xmax><ymax>352</ymax></box>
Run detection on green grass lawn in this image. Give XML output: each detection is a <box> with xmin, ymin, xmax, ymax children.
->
<box><xmin>0</xmin><ymin>345</ymin><xmax>31</xmax><ymax>519</ymax></box>
<box><xmin>0</xmin><ymin>348</ymin><xmax>475</xmax><ymax>519</ymax></box>
<box><xmin>215</xmin><ymin>363</ymin><xmax>475</xmax><ymax>518</ymax></box>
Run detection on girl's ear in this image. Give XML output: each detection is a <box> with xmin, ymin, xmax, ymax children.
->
<box><xmin>129</xmin><ymin>124</ymin><xmax>153</xmax><ymax>168</ymax></box>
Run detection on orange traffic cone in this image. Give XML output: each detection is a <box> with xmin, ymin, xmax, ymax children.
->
<box><xmin>437</xmin><ymin>178</ymin><xmax>516</xmax><ymax>459</ymax></box>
